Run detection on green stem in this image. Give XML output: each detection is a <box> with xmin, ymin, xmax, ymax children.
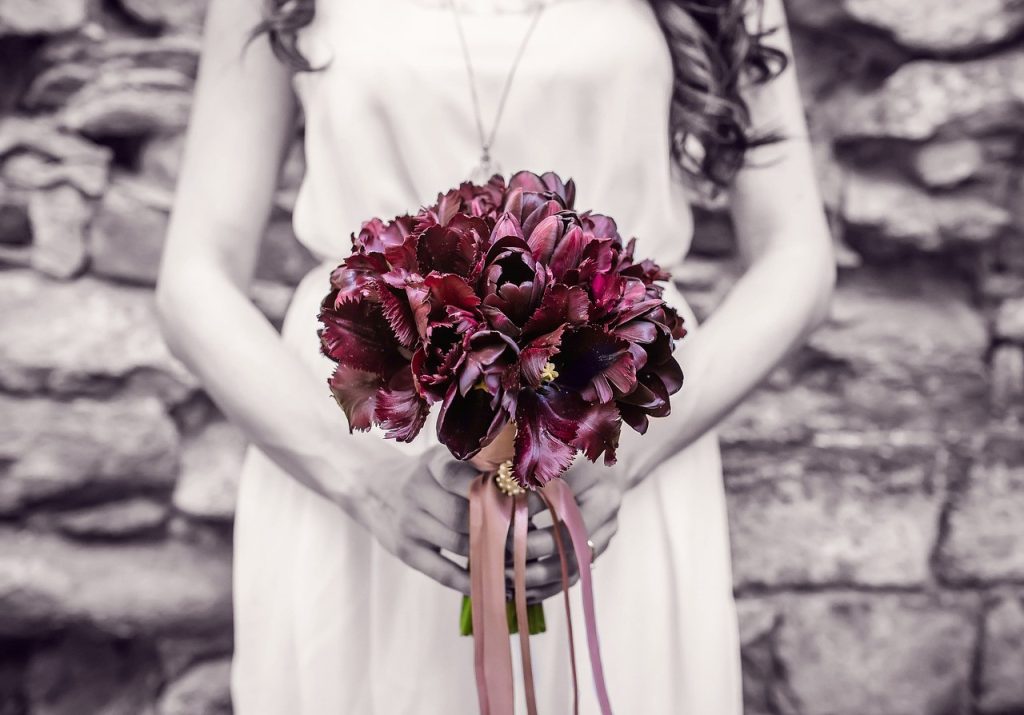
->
<box><xmin>460</xmin><ymin>595</ymin><xmax>546</xmax><ymax>636</ymax></box>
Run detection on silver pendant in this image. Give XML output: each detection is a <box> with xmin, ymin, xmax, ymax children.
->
<box><xmin>469</xmin><ymin>149</ymin><xmax>502</xmax><ymax>183</ymax></box>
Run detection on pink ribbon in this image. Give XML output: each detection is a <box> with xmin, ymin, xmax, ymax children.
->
<box><xmin>468</xmin><ymin>473</ymin><xmax>613</xmax><ymax>715</ymax></box>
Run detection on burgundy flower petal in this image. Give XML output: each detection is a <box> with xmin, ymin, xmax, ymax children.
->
<box><xmin>377</xmin><ymin>283</ymin><xmax>417</xmax><ymax>348</ymax></box>
<box><xmin>526</xmin><ymin>214</ymin><xmax>562</xmax><ymax>264</ymax></box>
<box><xmin>507</xmin><ymin>170</ymin><xmax>549</xmax><ymax>195</ymax></box>
<box><xmin>383</xmin><ymin>235</ymin><xmax>420</xmax><ymax>275</ymax></box>
<box><xmin>327</xmin><ymin>365</ymin><xmax>381</xmax><ymax>433</ymax></box>
<box><xmin>416</xmin><ymin>222</ymin><xmax>479</xmax><ymax>277</ymax></box>
<box><xmin>549</xmin><ymin>225</ymin><xmax>588</xmax><ymax>280</ymax></box>
<box><xmin>455</xmin><ymin>330</ymin><xmax>519</xmax><ymax>396</ymax></box>
<box><xmin>580</xmin><ymin>212</ymin><xmax>620</xmax><ymax>242</ymax></box>
<box><xmin>512</xmin><ymin>385</ymin><xmax>579</xmax><ymax>488</ymax></box>
<box><xmin>650</xmin><ymin>357</ymin><xmax>684</xmax><ymax>395</ymax></box>
<box><xmin>620</xmin><ymin>258</ymin><xmax>670</xmax><ymax>284</ymax></box>
<box><xmin>318</xmin><ymin>293</ymin><xmax>405</xmax><ymax>376</ymax></box>
<box><xmin>353</xmin><ymin>215</ymin><xmax>415</xmax><ymax>255</ymax></box>
<box><xmin>613</xmin><ymin>317</ymin><xmax>659</xmax><ymax>344</ymax></box>
<box><xmin>625</xmin><ymin>370</ymin><xmax>671</xmax><ymax>417</ymax></box>
<box><xmin>375</xmin><ymin>366</ymin><xmax>429</xmax><ymax>442</ymax></box>
<box><xmin>502</xmin><ymin>186</ymin><xmax>524</xmax><ymax>219</ymax></box>
<box><xmin>482</xmin><ymin>249</ymin><xmax>548</xmax><ymax>327</ymax></box>
<box><xmin>508</xmin><ymin>170</ymin><xmax>575</xmax><ymax>210</ymax></box>
<box><xmin>437</xmin><ymin>382</ymin><xmax>510</xmax><ymax>460</ymax></box>
<box><xmin>627</xmin><ymin>342</ymin><xmax>649</xmax><ymax>372</ymax></box>
<box><xmin>425</xmin><ymin>272</ymin><xmax>482</xmax><ymax>311</ymax></box>
<box><xmin>618</xmin><ymin>402</ymin><xmax>649</xmax><ymax>434</ymax></box>
<box><xmin>520</xmin><ymin>324</ymin><xmax>565</xmax><ymax>387</ymax></box>
<box><xmin>571</xmin><ymin>399</ymin><xmax>621</xmax><ymax>465</ymax></box>
<box><xmin>330</xmin><ymin>253</ymin><xmax>390</xmax><ymax>304</ymax></box>
<box><xmin>491</xmin><ymin>212</ymin><xmax>524</xmax><ymax>243</ymax></box>
<box><xmin>555</xmin><ymin>326</ymin><xmax>637</xmax><ymax>403</ymax></box>
<box><xmin>522</xmin><ymin>200</ymin><xmax>562</xmax><ymax>242</ymax></box>
<box><xmin>521</xmin><ymin>283</ymin><xmax>590</xmax><ymax>338</ymax></box>
<box><xmin>480</xmin><ymin>304</ymin><xmax>523</xmax><ymax>338</ymax></box>
<box><xmin>411</xmin><ymin>323</ymin><xmax>464</xmax><ymax>403</ymax></box>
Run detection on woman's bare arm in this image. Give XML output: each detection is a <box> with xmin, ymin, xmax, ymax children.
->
<box><xmin>155</xmin><ymin>0</ymin><xmax>367</xmax><ymax>505</ymax></box>
<box><xmin>155</xmin><ymin>0</ymin><xmax>477</xmax><ymax>593</ymax></box>
<box><xmin>619</xmin><ymin>0</ymin><xmax>836</xmax><ymax>483</ymax></box>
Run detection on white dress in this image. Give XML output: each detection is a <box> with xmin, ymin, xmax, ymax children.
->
<box><xmin>231</xmin><ymin>0</ymin><xmax>743</xmax><ymax>711</ymax></box>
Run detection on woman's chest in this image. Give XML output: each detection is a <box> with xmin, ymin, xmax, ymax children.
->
<box><xmin>296</xmin><ymin>0</ymin><xmax>673</xmax><ymax>111</ymax></box>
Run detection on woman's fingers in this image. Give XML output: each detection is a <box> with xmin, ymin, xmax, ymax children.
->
<box><xmin>526</xmin><ymin>491</ymin><xmax>546</xmax><ymax>517</ymax></box>
<box><xmin>576</xmin><ymin>482</ymin><xmax>620</xmax><ymax>534</ymax></box>
<box><xmin>407</xmin><ymin>510</ymin><xmax>470</xmax><ymax>557</ymax></box>
<box><xmin>401</xmin><ymin>542</ymin><xmax>472</xmax><ymax>596</ymax></box>
<box><xmin>587</xmin><ymin>517</ymin><xmax>618</xmax><ymax>561</ymax></box>
<box><xmin>416</xmin><ymin>482</ymin><xmax>471</xmax><ymax>535</ymax></box>
<box><xmin>426</xmin><ymin>447</ymin><xmax>478</xmax><ymax>497</ymax></box>
<box><xmin>523</xmin><ymin>577</ymin><xmax>577</xmax><ymax>604</ymax></box>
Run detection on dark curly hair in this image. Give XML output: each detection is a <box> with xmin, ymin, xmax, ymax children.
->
<box><xmin>251</xmin><ymin>0</ymin><xmax>787</xmax><ymax>189</ymax></box>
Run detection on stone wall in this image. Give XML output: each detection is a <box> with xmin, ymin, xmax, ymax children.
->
<box><xmin>0</xmin><ymin>0</ymin><xmax>1021</xmax><ymax>713</ymax></box>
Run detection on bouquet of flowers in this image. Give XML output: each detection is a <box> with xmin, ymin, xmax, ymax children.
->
<box><xmin>317</xmin><ymin>170</ymin><xmax>686</xmax><ymax>714</ymax></box>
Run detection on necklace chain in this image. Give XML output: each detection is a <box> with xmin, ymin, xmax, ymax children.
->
<box><xmin>448</xmin><ymin>0</ymin><xmax>548</xmax><ymax>181</ymax></box>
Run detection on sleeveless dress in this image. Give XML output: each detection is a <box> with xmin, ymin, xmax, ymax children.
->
<box><xmin>230</xmin><ymin>0</ymin><xmax>743</xmax><ymax>711</ymax></box>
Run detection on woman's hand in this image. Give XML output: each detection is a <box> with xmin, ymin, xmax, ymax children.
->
<box><xmin>498</xmin><ymin>458</ymin><xmax>633</xmax><ymax>603</ymax></box>
<box><xmin>346</xmin><ymin>443</ymin><xmax>482</xmax><ymax>596</ymax></box>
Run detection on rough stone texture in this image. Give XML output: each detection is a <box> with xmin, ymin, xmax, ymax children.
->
<box><xmin>0</xmin><ymin>528</ymin><xmax>232</xmax><ymax>637</ymax></box>
<box><xmin>995</xmin><ymin>297</ymin><xmax>1024</xmax><ymax>342</ymax></box>
<box><xmin>727</xmin><ymin>455</ymin><xmax>943</xmax><ymax>588</ymax></box>
<box><xmin>33</xmin><ymin>497</ymin><xmax>170</xmax><ymax>539</ymax></box>
<box><xmin>26</xmin><ymin>184</ymin><xmax>90</xmax><ymax>279</ymax></box>
<box><xmin>832</xmin><ymin>51</ymin><xmax>1024</xmax><ymax>142</ymax></box>
<box><xmin>936</xmin><ymin>431</ymin><xmax>1024</xmax><ymax>583</ymax></box>
<box><xmin>116</xmin><ymin>0</ymin><xmax>209</xmax><ymax>31</ymax></box>
<box><xmin>979</xmin><ymin>596</ymin><xmax>1024</xmax><ymax>713</ymax></box>
<box><xmin>173</xmin><ymin>421</ymin><xmax>246</xmax><ymax>523</ymax></box>
<box><xmin>912</xmin><ymin>139</ymin><xmax>986</xmax><ymax>189</ymax></box>
<box><xmin>156</xmin><ymin>658</ymin><xmax>231</xmax><ymax>715</ymax></box>
<box><xmin>0</xmin><ymin>394</ymin><xmax>180</xmax><ymax>514</ymax></box>
<box><xmin>0</xmin><ymin>0</ymin><xmax>1022</xmax><ymax>712</ymax></box>
<box><xmin>841</xmin><ymin>171</ymin><xmax>1011</xmax><ymax>255</ymax></box>
<box><xmin>852</xmin><ymin>0</ymin><xmax>1024</xmax><ymax>53</ymax></box>
<box><xmin>991</xmin><ymin>344</ymin><xmax>1024</xmax><ymax>409</ymax></box>
<box><xmin>0</xmin><ymin>0</ymin><xmax>87</xmax><ymax>36</ymax></box>
<box><xmin>0</xmin><ymin>117</ymin><xmax>111</xmax><ymax>198</ymax></box>
<box><xmin>60</xmin><ymin>68</ymin><xmax>193</xmax><ymax>138</ymax></box>
<box><xmin>89</xmin><ymin>175</ymin><xmax>171</xmax><ymax>285</ymax></box>
<box><xmin>25</xmin><ymin>633</ymin><xmax>162</xmax><ymax>715</ymax></box>
<box><xmin>0</xmin><ymin>269</ymin><xmax>196</xmax><ymax>401</ymax></box>
<box><xmin>774</xmin><ymin>593</ymin><xmax>978</xmax><ymax>715</ymax></box>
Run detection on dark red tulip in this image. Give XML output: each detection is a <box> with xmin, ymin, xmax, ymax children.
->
<box><xmin>317</xmin><ymin>170</ymin><xmax>687</xmax><ymax>488</ymax></box>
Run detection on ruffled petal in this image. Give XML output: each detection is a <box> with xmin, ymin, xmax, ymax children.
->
<box><xmin>375</xmin><ymin>366</ymin><xmax>429</xmax><ymax>442</ymax></box>
<box><xmin>512</xmin><ymin>385</ymin><xmax>579</xmax><ymax>488</ymax></box>
<box><xmin>571</xmin><ymin>399</ymin><xmax>621</xmax><ymax>465</ymax></box>
<box><xmin>555</xmin><ymin>326</ymin><xmax>637</xmax><ymax>403</ymax></box>
<box><xmin>520</xmin><ymin>324</ymin><xmax>565</xmax><ymax>387</ymax></box>
<box><xmin>318</xmin><ymin>292</ymin><xmax>405</xmax><ymax>376</ymax></box>
<box><xmin>437</xmin><ymin>382</ymin><xmax>510</xmax><ymax>460</ymax></box>
<box><xmin>327</xmin><ymin>365</ymin><xmax>382</xmax><ymax>433</ymax></box>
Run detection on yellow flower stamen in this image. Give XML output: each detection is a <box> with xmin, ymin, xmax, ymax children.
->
<box><xmin>539</xmin><ymin>361</ymin><xmax>559</xmax><ymax>383</ymax></box>
<box><xmin>495</xmin><ymin>459</ymin><xmax>525</xmax><ymax>496</ymax></box>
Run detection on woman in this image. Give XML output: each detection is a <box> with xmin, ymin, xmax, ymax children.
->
<box><xmin>155</xmin><ymin>0</ymin><xmax>834</xmax><ymax>711</ymax></box>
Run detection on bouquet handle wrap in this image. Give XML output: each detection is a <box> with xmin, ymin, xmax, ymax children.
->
<box><xmin>468</xmin><ymin>470</ymin><xmax>613</xmax><ymax>715</ymax></box>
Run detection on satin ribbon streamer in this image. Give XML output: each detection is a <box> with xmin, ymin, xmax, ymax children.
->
<box><xmin>468</xmin><ymin>473</ymin><xmax>613</xmax><ymax>715</ymax></box>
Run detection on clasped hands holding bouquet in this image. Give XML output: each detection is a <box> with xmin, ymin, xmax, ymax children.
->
<box><xmin>353</xmin><ymin>441</ymin><xmax>636</xmax><ymax>604</ymax></box>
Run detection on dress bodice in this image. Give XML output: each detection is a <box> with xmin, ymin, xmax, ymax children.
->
<box><xmin>290</xmin><ymin>0</ymin><xmax>694</xmax><ymax>271</ymax></box>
